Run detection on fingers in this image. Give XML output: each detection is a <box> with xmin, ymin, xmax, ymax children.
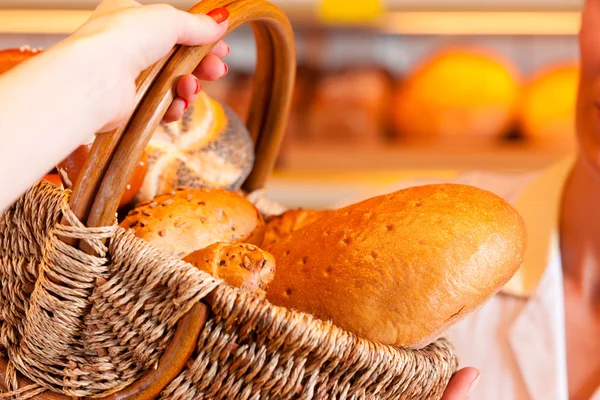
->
<box><xmin>209</xmin><ymin>40</ymin><xmax>230</xmax><ymax>58</ymax></box>
<box><xmin>440</xmin><ymin>368</ymin><xmax>480</xmax><ymax>400</ymax></box>
<box><xmin>177</xmin><ymin>74</ymin><xmax>201</xmax><ymax>105</ymax></box>
<box><xmin>162</xmin><ymin>97</ymin><xmax>188</xmax><ymax>124</ymax></box>
<box><xmin>193</xmin><ymin>54</ymin><xmax>227</xmax><ymax>81</ymax></box>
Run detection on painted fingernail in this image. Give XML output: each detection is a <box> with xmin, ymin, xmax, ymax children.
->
<box><xmin>223</xmin><ymin>63</ymin><xmax>228</xmax><ymax>76</ymax></box>
<box><xmin>183</xmin><ymin>98</ymin><xmax>190</xmax><ymax>111</ymax></box>
<box><xmin>193</xmin><ymin>78</ymin><xmax>201</xmax><ymax>95</ymax></box>
<box><xmin>468</xmin><ymin>373</ymin><xmax>480</xmax><ymax>396</ymax></box>
<box><xmin>226</xmin><ymin>44</ymin><xmax>231</xmax><ymax>55</ymax></box>
<box><xmin>207</xmin><ymin>8</ymin><xmax>229</xmax><ymax>24</ymax></box>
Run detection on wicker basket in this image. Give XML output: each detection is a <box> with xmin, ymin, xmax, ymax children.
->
<box><xmin>0</xmin><ymin>1</ymin><xmax>458</xmax><ymax>398</ymax></box>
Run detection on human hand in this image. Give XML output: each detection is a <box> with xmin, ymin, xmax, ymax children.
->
<box><xmin>440</xmin><ymin>368</ymin><xmax>480</xmax><ymax>400</ymax></box>
<box><xmin>69</xmin><ymin>0</ymin><xmax>230</xmax><ymax>130</ymax></box>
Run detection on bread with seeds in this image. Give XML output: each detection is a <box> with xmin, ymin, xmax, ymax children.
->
<box><xmin>183</xmin><ymin>242</ymin><xmax>276</xmax><ymax>297</ymax></box>
<box><xmin>266</xmin><ymin>184</ymin><xmax>527</xmax><ymax>349</ymax></box>
<box><xmin>120</xmin><ymin>188</ymin><xmax>265</xmax><ymax>258</ymax></box>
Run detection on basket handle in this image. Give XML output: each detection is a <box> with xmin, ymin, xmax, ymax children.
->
<box><xmin>69</xmin><ymin>0</ymin><xmax>296</xmax><ymax>231</ymax></box>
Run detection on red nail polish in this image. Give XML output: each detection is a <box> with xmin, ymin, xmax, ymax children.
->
<box><xmin>193</xmin><ymin>78</ymin><xmax>201</xmax><ymax>95</ymax></box>
<box><xmin>223</xmin><ymin>63</ymin><xmax>228</xmax><ymax>76</ymax></box>
<box><xmin>207</xmin><ymin>7</ymin><xmax>229</xmax><ymax>24</ymax></box>
<box><xmin>183</xmin><ymin>98</ymin><xmax>190</xmax><ymax>111</ymax></box>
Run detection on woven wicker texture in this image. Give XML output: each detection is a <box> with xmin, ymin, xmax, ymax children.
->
<box><xmin>0</xmin><ymin>182</ymin><xmax>458</xmax><ymax>399</ymax></box>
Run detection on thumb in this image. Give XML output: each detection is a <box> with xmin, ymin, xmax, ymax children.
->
<box><xmin>157</xmin><ymin>5</ymin><xmax>230</xmax><ymax>47</ymax></box>
<box><xmin>440</xmin><ymin>368</ymin><xmax>480</xmax><ymax>400</ymax></box>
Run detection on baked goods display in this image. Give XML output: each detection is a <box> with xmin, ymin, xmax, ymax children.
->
<box><xmin>517</xmin><ymin>63</ymin><xmax>579</xmax><ymax>142</ymax></box>
<box><xmin>137</xmin><ymin>91</ymin><xmax>255</xmax><ymax>203</ymax></box>
<box><xmin>266</xmin><ymin>184</ymin><xmax>526</xmax><ymax>348</ymax></box>
<box><xmin>262</xmin><ymin>208</ymin><xmax>330</xmax><ymax>247</ymax></box>
<box><xmin>183</xmin><ymin>242</ymin><xmax>276</xmax><ymax>297</ymax></box>
<box><xmin>391</xmin><ymin>48</ymin><xmax>521</xmax><ymax>143</ymax></box>
<box><xmin>57</xmin><ymin>143</ymin><xmax>148</xmax><ymax>208</ymax></box>
<box><xmin>116</xmin><ymin>180</ymin><xmax>525</xmax><ymax>350</ymax></box>
<box><xmin>119</xmin><ymin>187</ymin><xmax>265</xmax><ymax>258</ymax></box>
<box><xmin>304</xmin><ymin>67</ymin><xmax>393</xmax><ymax>145</ymax></box>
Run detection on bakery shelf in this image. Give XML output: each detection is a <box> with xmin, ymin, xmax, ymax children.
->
<box><xmin>276</xmin><ymin>137</ymin><xmax>576</xmax><ymax>172</ymax></box>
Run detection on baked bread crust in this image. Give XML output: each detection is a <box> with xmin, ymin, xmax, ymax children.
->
<box><xmin>266</xmin><ymin>184</ymin><xmax>527</xmax><ymax>348</ymax></box>
<box><xmin>184</xmin><ymin>242</ymin><xmax>276</xmax><ymax>297</ymax></box>
<box><xmin>120</xmin><ymin>188</ymin><xmax>265</xmax><ymax>258</ymax></box>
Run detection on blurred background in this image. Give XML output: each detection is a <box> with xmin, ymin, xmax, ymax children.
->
<box><xmin>0</xmin><ymin>0</ymin><xmax>583</xmax><ymax>208</ymax></box>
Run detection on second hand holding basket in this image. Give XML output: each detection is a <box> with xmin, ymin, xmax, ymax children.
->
<box><xmin>0</xmin><ymin>0</ymin><xmax>458</xmax><ymax>399</ymax></box>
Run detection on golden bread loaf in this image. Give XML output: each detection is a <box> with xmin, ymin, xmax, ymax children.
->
<box><xmin>266</xmin><ymin>184</ymin><xmax>527</xmax><ymax>349</ymax></box>
<box><xmin>136</xmin><ymin>92</ymin><xmax>254</xmax><ymax>203</ymax></box>
<box><xmin>391</xmin><ymin>48</ymin><xmax>520</xmax><ymax>143</ymax></box>
<box><xmin>120</xmin><ymin>188</ymin><xmax>264</xmax><ymax>258</ymax></box>
<box><xmin>263</xmin><ymin>209</ymin><xmax>330</xmax><ymax>248</ymax></box>
<box><xmin>183</xmin><ymin>242</ymin><xmax>276</xmax><ymax>297</ymax></box>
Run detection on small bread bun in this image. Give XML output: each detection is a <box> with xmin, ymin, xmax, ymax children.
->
<box><xmin>136</xmin><ymin>92</ymin><xmax>254</xmax><ymax>203</ymax></box>
<box><xmin>183</xmin><ymin>242</ymin><xmax>276</xmax><ymax>297</ymax></box>
<box><xmin>57</xmin><ymin>144</ymin><xmax>148</xmax><ymax>208</ymax></box>
<box><xmin>266</xmin><ymin>184</ymin><xmax>526</xmax><ymax>349</ymax></box>
<box><xmin>0</xmin><ymin>46</ymin><xmax>42</xmax><ymax>75</ymax></box>
<box><xmin>120</xmin><ymin>188</ymin><xmax>265</xmax><ymax>258</ymax></box>
<box><xmin>263</xmin><ymin>209</ymin><xmax>330</xmax><ymax>248</ymax></box>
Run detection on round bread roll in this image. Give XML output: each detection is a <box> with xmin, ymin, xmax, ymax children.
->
<box><xmin>136</xmin><ymin>91</ymin><xmax>254</xmax><ymax>203</ymax></box>
<box><xmin>262</xmin><ymin>209</ymin><xmax>330</xmax><ymax>248</ymax></box>
<box><xmin>305</xmin><ymin>67</ymin><xmax>392</xmax><ymax>145</ymax></box>
<box><xmin>518</xmin><ymin>63</ymin><xmax>579</xmax><ymax>142</ymax></box>
<box><xmin>391</xmin><ymin>48</ymin><xmax>520</xmax><ymax>143</ymax></box>
<box><xmin>57</xmin><ymin>144</ymin><xmax>148</xmax><ymax>208</ymax></box>
<box><xmin>0</xmin><ymin>46</ymin><xmax>42</xmax><ymax>74</ymax></box>
<box><xmin>183</xmin><ymin>242</ymin><xmax>276</xmax><ymax>297</ymax></box>
<box><xmin>120</xmin><ymin>188</ymin><xmax>265</xmax><ymax>258</ymax></box>
<box><xmin>266</xmin><ymin>184</ymin><xmax>526</xmax><ymax>349</ymax></box>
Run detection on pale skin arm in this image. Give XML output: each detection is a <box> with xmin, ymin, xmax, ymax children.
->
<box><xmin>0</xmin><ymin>0</ymin><xmax>229</xmax><ymax>213</ymax></box>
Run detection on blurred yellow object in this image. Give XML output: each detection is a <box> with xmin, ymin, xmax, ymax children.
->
<box><xmin>317</xmin><ymin>0</ymin><xmax>383</xmax><ymax>24</ymax></box>
<box><xmin>391</xmin><ymin>48</ymin><xmax>521</xmax><ymax>144</ymax></box>
<box><xmin>518</xmin><ymin>63</ymin><xmax>579</xmax><ymax>142</ymax></box>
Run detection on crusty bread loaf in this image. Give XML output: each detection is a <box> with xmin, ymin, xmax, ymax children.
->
<box><xmin>136</xmin><ymin>92</ymin><xmax>254</xmax><ymax>203</ymax></box>
<box><xmin>183</xmin><ymin>242</ymin><xmax>276</xmax><ymax>297</ymax></box>
<box><xmin>262</xmin><ymin>209</ymin><xmax>330</xmax><ymax>248</ymax></box>
<box><xmin>120</xmin><ymin>188</ymin><xmax>265</xmax><ymax>258</ymax></box>
<box><xmin>266</xmin><ymin>184</ymin><xmax>527</xmax><ymax>349</ymax></box>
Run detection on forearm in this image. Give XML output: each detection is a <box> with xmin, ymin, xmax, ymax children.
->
<box><xmin>0</xmin><ymin>36</ymin><xmax>121</xmax><ymax>212</ymax></box>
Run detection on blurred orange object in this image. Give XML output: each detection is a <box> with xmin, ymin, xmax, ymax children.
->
<box><xmin>391</xmin><ymin>48</ymin><xmax>521</xmax><ymax>144</ymax></box>
<box><xmin>42</xmin><ymin>173</ymin><xmax>62</xmax><ymax>187</ymax></box>
<box><xmin>0</xmin><ymin>46</ymin><xmax>42</xmax><ymax>74</ymax></box>
<box><xmin>518</xmin><ymin>63</ymin><xmax>579</xmax><ymax>142</ymax></box>
<box><xmin>305</xmin><ymin>67</ymin><xmax>393</xmax><ymax>145</ymax></box>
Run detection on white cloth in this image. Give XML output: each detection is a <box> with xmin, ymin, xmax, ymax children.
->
<box><xmin>337</xmin><ymin>157</ymin><xmax>600</xmax><ymax>400</ymax></box>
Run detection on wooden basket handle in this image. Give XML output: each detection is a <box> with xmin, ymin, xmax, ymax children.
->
<box><xmin>0</xmin><ymin>1</ymin><xmax>295</xmax><ymax>399</ymax></box>
<box><xmin>70</xmin><ymin>0</ymin><xmax>296</xmax><ymax>230</ymax></box>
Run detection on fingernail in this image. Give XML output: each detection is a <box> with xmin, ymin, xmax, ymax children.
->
<box><xmin>223</xmin><ymin>63</ymin><xmax>228</xmax><ymax>76</ymax></box>
<box><xmin>207</xmin><ymin>7</ymin><xmax>229</xmax><ymax>24</ymax></box>
<box><xmin>226</xmin><ymin>44</ymin><xmax>231</xmax><ymax>55</ymax></box>
<box><xmin>183</xmin><ymin>98</ymin><xmax>190</xmax><ymax>111</ymax></box>
<box><xmin>193</xmin><ymin>78</ymin><xmax>201</xmax><ymax>95</ymax></box>
<box><xmin>468</xmin><ymin>373</ymin><xmax>480</xmax><ymax>396</ymax></box>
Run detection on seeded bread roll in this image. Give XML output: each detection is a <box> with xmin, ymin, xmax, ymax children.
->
<box><xmin>262</xmin><ymin>209</ymin><xmax>330</xmax><ymax>248</ymax></box>
<box><xmin>136</xmin><ymin>92</ymin><xmax>254</xmax><ymax>203</ymax></box>
<box><xmin>266</xmin><ymin>184</ymin><xmax>527</xmax><ymax>349</ymax></box>
<box><xmin>183</xmin><ymin>242</ymin><xmax>276</xmax><ymax>297</ymax></box>
<box><xmin>120</xmin><ymin>188</ymin><xmax>265</xmax><ymax>258</ymax></box>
